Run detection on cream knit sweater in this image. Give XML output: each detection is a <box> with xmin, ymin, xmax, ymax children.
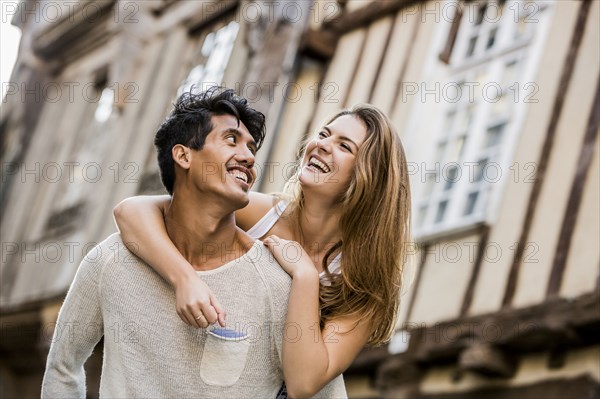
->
<box><xmin>41</xmin><ymin>233</ymin><xmax>347</xmax><ymax>398</ymax></box>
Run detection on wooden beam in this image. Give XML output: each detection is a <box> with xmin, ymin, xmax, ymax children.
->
<box><xmin>438</xmin><ymin>4</ymin><xmax>463</xmax><ymax>64</ymax></box>
<box><xmin>368</xmin><ymin>14</ymin><xmax>397</xmax><ymax>103</ymax></box>
<box><xmin>547</xmin><ymin>75</ymin><xmax>600</xmax><ymax>296</ymax></box>
<box><xmin>326</xmin><ymin>0</ymin><xmax>421</xmax><ymax>34</ymax></box>
<box><xmin>404</xmin><ymin>244</ymin><xmax>430</xmax><ymax>324</ymax></box>
<box><xmin>411</xmin><ymin>375</ymin><xmax>600</xmax><ymax>399</ymax></box>
<box><xmin>342</xmin><ymin>28</ymin><xmax>369</xmax><ymax>108</ymax></box>
<box><xmin>502</xmin><ymin>0</ymin><xmax>593</xmax><ymax>307</ymax></box>
<box><xmin>458</xmin><ymin>343</ymin><xmax>516</xmax><ymax>378</ymax></box>
<box><xmin>298</xmin><ymin>28</ymin><xmax>338</xmax><ymax>61</ymax></box>
<box><xmin>377</xmin><ymin>291</ymin><xmax>600</xmax><ymax>394</ymax></box>
<box><xmin>460</xmin><ymin>226</ymin><xmax>490</xmax><ymax>316</ymax></box>
<box><xmin>412</xmin><ymin>291</ymin><xmax>599</xmax><ymax>366</ymax></box>
<box><xmin>345</xmin><ymin>346</ymin><xmax>390</xmax><ymax>376</ymax></box>
<box><xmin>390</xmin><ymin>2</ymin><xmax>421</xmax><ymax>114</ymax></box>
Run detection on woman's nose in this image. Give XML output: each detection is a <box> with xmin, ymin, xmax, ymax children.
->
<box><xmin>316</xmin><ymin>137</ymin><xmax>331</xmax><ymax>153</ymax></box>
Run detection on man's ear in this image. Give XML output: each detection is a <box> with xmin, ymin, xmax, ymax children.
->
<box><xmin>172</xmin><ymin>144</ymin><xmax>192</xmax><ymax>170</ymax></box>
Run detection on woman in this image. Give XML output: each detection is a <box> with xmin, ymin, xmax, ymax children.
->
<box><xmin>114</xmin><ymin>104</ymin><xmax>411</xmax><ymax>398</ymax></box>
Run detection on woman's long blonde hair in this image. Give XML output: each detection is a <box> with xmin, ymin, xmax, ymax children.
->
<box><xmin>284</xmin><ymin>104</ymin><xmax>412</xmax><ymax>346</ymax></box>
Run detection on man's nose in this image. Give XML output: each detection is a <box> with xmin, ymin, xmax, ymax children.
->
<box><xmin>236</xmin><ymin>145</ymin><xmax>255</xmax><ymax>167</ymax></box>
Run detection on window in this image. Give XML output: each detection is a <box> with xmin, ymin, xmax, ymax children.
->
<box><xmin>49</xmin><ymin>69</ymin><xmax>116</xmax><ymax>219</ymax></box>
<box><xmin>177</xmin><ymin>20</ymin><xmax>239</xmax><ymax>96</ymax></box>
<box><xmin>413</xmin><ymin>0</ymin><xmax>552</xmax><ymax>238</ymax></box>
<box><xmin>137</xmin><ymin>16</ymin><xmax>241</xmax><ymax>196</ymax></box>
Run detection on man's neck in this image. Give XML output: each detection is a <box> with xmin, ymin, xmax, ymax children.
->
<box><xmin>165</xmin><ymin>195</ymin><xmax>248</xmax><ymax>271</ymax></box>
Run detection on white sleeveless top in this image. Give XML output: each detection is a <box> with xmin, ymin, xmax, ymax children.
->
<box><xmin>247</xmin><ymin>200</ymin><xmax>342</xmax><ymax>285</ymax></box>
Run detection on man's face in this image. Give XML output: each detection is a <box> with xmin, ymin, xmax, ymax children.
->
<box><xmin>188</xmin><ymin>114</ymin><xmax>257</xmax><ymax>208</ymax></box>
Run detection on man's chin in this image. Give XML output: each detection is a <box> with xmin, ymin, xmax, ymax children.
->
<box><xmin>230</xmin><ymin>193</ymin><xmax>250</xmax><ymax>210</ymax></box>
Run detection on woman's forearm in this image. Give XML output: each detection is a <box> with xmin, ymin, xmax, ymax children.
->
<box><xmin>283</xmin><ymin>270</ymin><xmax>331</xmax><ymax>398</ymax></box>
<box><xmin>113</xmin><ymin>196</ymin><xmax>225</xmax><ymax>328</ymax></box>
<box><xmin>263</xmin><ymin>236</ymin><xmax>368</xmax><ymax>397</ymax></box>
<box><xmin>113</xmin><ymin>196</ymin><xmax>196</xmax><ymax>286</ymax></box>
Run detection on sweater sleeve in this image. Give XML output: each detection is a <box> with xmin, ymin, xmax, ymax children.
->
<box><xmin>41</xmin><ymin>236</ymin><xmax>113</xmax><ymax>398</ymax></box>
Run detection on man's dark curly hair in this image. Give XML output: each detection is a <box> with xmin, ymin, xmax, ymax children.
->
<box><xmin>154</xmin><ymin>86</ymin><xmax>266</xmax><ymax>195</ymax></box>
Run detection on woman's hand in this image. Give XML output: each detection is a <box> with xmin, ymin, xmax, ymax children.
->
<box><xmin>263</xmin><ymin>235</ymin><xmax>319</xmax><ymax>279</ymax></box>
<box><xmin>173</xmin><ymin>273</ymin><xmax>226</xmax><ymax>329</ymax></box>
<box><xmin>114</xmin><ymin>196</ymin><xmax>226</xmax><ymax>329</ymax></box>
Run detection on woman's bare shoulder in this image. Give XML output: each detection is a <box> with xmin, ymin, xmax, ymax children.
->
<box><xmin>235</xmin><ymin>192</ymin><xmax>283</xmax><ymax>231</ymax></box>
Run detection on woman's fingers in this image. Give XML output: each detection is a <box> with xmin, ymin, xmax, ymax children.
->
<box><xmin>174</xmin><ymin>275</ymin><xmax>226</xmax><ymax>328</ymax></box>
<box><xmin>210</xmin><ymin>294</ymin><xmax>227</xmax><ymax>327</ymax></box>
<box><xmin>179</xmin><ymin>308</ymin><xmax>201</xmax><ymax>328</ymax></box>
<box><xmin>194</xmin><ymin>313</ymin><xmax>209</xmax><ymax>329</ymax></box>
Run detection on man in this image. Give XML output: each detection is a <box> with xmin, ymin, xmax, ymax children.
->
<box><xmin>41</xmin><ymin>87</ymin><xmax>291</xmax><ymax>398</ymax></box>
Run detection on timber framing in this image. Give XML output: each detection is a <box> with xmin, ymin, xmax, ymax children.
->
<box><xmin>325</xmin><ymin>0</ymin><xmax>421</xmax><ymax>34</ymax></box>
<box><xmin>300</xmin><ymin>0</ymin><xmax>424</xmax><ymax>62</ymax></box>
<box><xmin>412</xmin><ymin>375</ymin><xmax>599</xmax><ymax>399</ymax></box>
<box><xmin>460</xmin><ymin>226</ymin><xmax>490</xmax><ymax>316</ymax></box>
<box><xmin>378</xmin><ymin>290</ymin><xmax>600</xmax><ymax>392</ymax></box>
<box><xmin>32</xmin><ymin>0</ymin><xmax>118</xmax><ymax>65</ymax></box>
<box><xmin>502</xmin><ymin>0</ymin><xmax>593</xmax><ymax>307</ymax></box>
<box><xmin>547</xmin><ymin>75</ymin><xmax>600</xmax><ymax>297</ymax></box>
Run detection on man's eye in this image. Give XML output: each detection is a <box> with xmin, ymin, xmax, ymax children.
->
<box><xmin>226</xmin><ymin>135</ymin><xmax>236</xmax><ymax>143</ymax></box>
<box><xmin>248</xmin><ymin>146</ymin><xmax>257</xmax><ymax>155</ymax></box>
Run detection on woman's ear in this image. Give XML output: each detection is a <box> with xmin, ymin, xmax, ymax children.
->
<box><xmin>172</xmin><ymin>144</ymin><xmax>191</xmax><ymax>170</ymax></box>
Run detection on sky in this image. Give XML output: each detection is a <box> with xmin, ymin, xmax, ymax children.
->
<box><xmin>1</xmin><ymin>4</ymin><xmax>22</xmax><ymax>101</ymax></box>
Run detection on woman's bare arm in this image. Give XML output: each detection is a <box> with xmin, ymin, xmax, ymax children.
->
<box><xmin>113</xmin><ymin>195</ymin><xmax>225</xmax><ymax>328</ymax></box>
<box><xmin>113</xmin><ymin>192</ymin><xmax>278</xmax><ymax>329</ymax></box>
<box><xmin>264</xmin><ymin>236</ymin><xmax>371</xmax><ymax>398</ymax></box>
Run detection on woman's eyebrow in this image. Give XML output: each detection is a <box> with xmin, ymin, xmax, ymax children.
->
<box><xmin>324</xmin><ymin>126</ymin><xmax>358</xmax><ymax>149</ymax></box>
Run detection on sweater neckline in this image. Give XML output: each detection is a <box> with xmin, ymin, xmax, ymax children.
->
<box><xmin>194</xmin><ymin>240</ymin><xmax>261</xmax><ymax>276</ymax></box>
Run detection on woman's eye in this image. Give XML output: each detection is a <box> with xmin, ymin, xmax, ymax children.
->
<box><xmin>318</xmin><ymin>131</ymin><xmax>327</xmax><ymax>138</ymax></box>
<box><xmin>341</xmin><ymin>143</ymin><xmax>352</xmax><ymax>152</ymax></box>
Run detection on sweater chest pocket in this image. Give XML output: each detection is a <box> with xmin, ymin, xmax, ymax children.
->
<box><xmin>200</xmin><ymin>328</ymin><xmax>250</xmax><ymax>386</ymax></box>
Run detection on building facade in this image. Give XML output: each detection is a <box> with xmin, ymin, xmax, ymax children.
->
<box><xmin>1</xmin><ymin>0</ymin><xmax>598</xmax><ymax>398</ymax></box>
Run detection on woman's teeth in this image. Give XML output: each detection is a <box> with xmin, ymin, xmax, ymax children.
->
<box><xmin>309</xmin><ymin>157</ymin><xmax>330</xmax><ymax>173</ymax></box>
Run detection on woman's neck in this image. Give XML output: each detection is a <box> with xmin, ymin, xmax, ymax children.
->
<box><xmin>295</xmin><ymin>192</ymin><xmax>342</xmax><ymax>265</ymax></box>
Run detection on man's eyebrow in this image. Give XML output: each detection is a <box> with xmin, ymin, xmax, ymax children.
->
<box><xmin>223</xmin><ymin>128</ymin><xmax>257</xmax><ymax>148</ymax></box>
<box><xmin>323</xmin><ymin>126</ymin><xmax>359</xmax><ymax>149</ymax></box>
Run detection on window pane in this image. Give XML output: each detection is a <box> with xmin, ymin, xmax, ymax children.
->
<box><xmin>485</xmin><ymin>123</ymin><xmax>505</xmax><ymax>147</ymax></box>
<box><xmin>94</xmin><ymin>88</ymin><xmax>114</xmax><ymax>123</ymax></box>
<box><xmin>446</xmin><ymin>136</ymin><xmax>467</xmax><ymax>164</ymax></box>
<box><xmin>445</xmin><ymin>110</ymin><xmax>457</xmax><ymax>132</ymax></box>
<box><xmin>464</xmin><ymin>191</ymin><xmax>480</xmax><ymax>215</ymax></box>
<box><xmin>475</xmin><ymin>3</ymin><xmax>487</xmax><ymax>25</ymax></box>
<box><xmin>456</xmin><ymin>105</ymin><xmax>475</xmax><ymax>132</ymax></box>
<box><xmin>444</xmin><ymin>166</ymin><xmax>460</xmax><ymax>191</ymax></box>
<box><xmin>417</xmin><ymin>205</ymin><xmax>429</xmax><ymax>227</ymax></box>
<box><xmin>475</xmin><ymin>158</ymin><xmax>489</xmax><ymax>182</ymax></box>
<box><xmin>436</xmin><ymin>141</ymin><xmax>448</xmax><ymax>161</ymax></box>
<box><xmin>466</xmin><ymin>36</ymin><xmax>478</xmax><ymax>58</ymax></box>
<box><xmin>434</xmin><ymin>200</ymin><xmax>449</xmax><ymax>223</ymax></box>
<box><xmin>487</xmin><ymin>27</ymin><xmax>498</xmax><ymax>49</ymax></box>
<box><xmin>491</xmin><ymin>91</ymin><xmax>509</xmax><ymax>116</ymax></box>
<box><xmin>503</xmin><ymin>60</ymin><xmax>519</xmax><ymax>87</ymax></box>
<box><xmin>424</xmin><ymin>174</ymin><xmax>436</xmax><ymax>197</ymax></box>
<box><xmin>178</xmin><ymin>21</ymin><xmax>239</xmax><ymax>96</ymax></box>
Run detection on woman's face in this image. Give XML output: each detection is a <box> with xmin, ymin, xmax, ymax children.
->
<box><xmin>298</xmin><ymin>114</ymin><xmax>368</xmax><ymax>197</ymax></box>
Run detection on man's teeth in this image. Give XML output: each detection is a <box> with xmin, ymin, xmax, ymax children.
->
<box><xmin>309</xmin><ymin>157</ymin><xmax>330</xmax><ymax>173</ymax></box>
<box><xmin>230</xmin><ymin>170</ymin><xmax>248</xmax><ymax>183</ymax></box>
